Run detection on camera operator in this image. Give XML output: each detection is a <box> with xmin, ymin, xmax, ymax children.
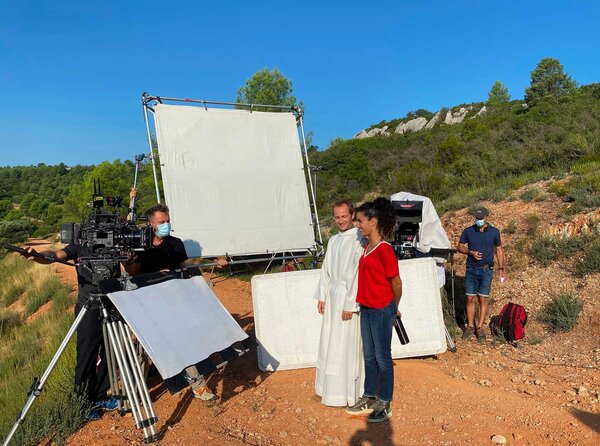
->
<box><xmin>20</xmin><ymin>244</ymin><xmax>117</xmax><ymax>418</ymax></box>
<box><xmin>123</xmin><ymin>191</ymin><xmax>223</xmax><ymax>402</ymax></box>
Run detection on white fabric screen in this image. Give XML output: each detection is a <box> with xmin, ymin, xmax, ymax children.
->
<box><xmin>153</xmin><ymin>104</ymin><xmax>315</xmax><ymax>257</ymax></box>
<box><xmin>106</xmin><ymin>276</ymin><xmax>248</xmax><ymax>379</ymax></box>
<box><xmin>252</xmin><ymin>258</ymin><xmax>447</xmax><ymax>371</ymax></box>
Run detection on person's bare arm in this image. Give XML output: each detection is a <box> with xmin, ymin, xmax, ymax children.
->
<box><xmin>391</xmin><ymin>276</ymin><xmax>402</xmax><ymax>315</ymax></box>
<box><xmin>458</xmin><ymin>242</ymin><xmax>482</xmax><ymax>261</ymax></box>
<box><xmin>22</xmin><ymin>247</ymin><xmax>67</xmax><ymax>264</ymax></box>
<box><xmin>215</xmin><ymin>256</ymin><xmax>228</xmax><ymax>268</ymax></box>
<box><xmin>122</xmin><ymin>252</ymin><xmax>141</xmax><ymax>275</ymax></box>
<box><xmin>496</xmin><ymin>245</ymin><xmax>507</xmax><ymax>281</ymax></box>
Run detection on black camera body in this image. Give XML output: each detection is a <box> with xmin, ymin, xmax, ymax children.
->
<box><xmin>391</xmin><ymin>200</ymin><xmax>423</xmax><ymax>260</ymax></box>
<box><xmin>61</xmin><ymin>182</ymin><xmax>153</xmax><ymax>261</ymax></box>
<box><xmin>61</xmin><ymin>212</ymin><xmax>152</xmax><ymax>259</ymax></box>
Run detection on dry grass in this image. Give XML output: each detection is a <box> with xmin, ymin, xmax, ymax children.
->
<box><xmin>0</xmin><ymin>254</ymin><xmax>83</xmax><ymax>445</ymax></box>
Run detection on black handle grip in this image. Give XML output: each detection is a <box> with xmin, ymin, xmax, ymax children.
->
<box><xmin>2</xmin><ymin>243</ymin><xmax>55</xmax><ymax>262</ymax></box>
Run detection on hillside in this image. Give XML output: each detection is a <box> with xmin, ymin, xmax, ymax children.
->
<box><xmin>310</xmin><ymin>83</ymin><xmax>600</xmax><ymax>223</ymax></box>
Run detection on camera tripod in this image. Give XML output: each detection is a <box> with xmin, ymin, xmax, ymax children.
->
<box><xmin>2</xmin><ymin>293</ymin><xmax>159</xmax><ymax>446</ymax></box>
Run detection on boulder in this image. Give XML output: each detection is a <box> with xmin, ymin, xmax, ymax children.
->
<box><xmin>424</xmin><ymin>111</ymin><xmax>441</xmax><ymax>130</ymax></box>
<box><xmin>396</xmin><ymin>117</ymin><xmax>427</xmax><ymax>134</ymax></box>
<box><xmin>366</xmin><ymin>126</ymin><xmax>390</xmax><ymax>137</ymax></box>
<box><xmin>445</xmin><ymin>107</ymin><xmax>470</xmax><ymax>125</ymax></box>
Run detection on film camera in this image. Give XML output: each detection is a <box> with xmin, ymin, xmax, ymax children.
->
<box><xmin>391</xmin><ymin>200</ymin><xmax>423</xmax><ymax>260</ymax></box>
<box><xmin>60</xmin><ymin>180</ymin><xmax>153</xmax><ymax>284</ymax></box>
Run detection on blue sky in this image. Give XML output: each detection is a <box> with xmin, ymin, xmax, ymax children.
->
<box><xmin>1</xmin><ymin>1</ymin><xmax>599</xmax><ymax>166</ymax></box>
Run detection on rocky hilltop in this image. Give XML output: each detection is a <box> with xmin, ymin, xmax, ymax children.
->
<box><xmin>354</xmin><ymin>105</ymin><xmax>488</xmax><ymax>138</ymax></box>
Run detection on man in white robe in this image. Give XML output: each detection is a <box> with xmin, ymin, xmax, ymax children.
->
<box><xmin>315</xmin><ymin>200</ymin><xmax>365</xmax><ymax>407</ymax></box>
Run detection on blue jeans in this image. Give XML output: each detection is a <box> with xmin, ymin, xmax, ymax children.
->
<box><xmin>465</xmin><ymin>266</ymin><xmax>493</xmax><ymax>297</ymax></box>
<box><xmin>360</xmin><ymin>300</ymin><xmax>397</xmax><ymax>403</ymax></box>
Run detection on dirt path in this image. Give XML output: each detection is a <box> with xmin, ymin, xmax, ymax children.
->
<box><xmin>56</xmin><ymin>272</ymin><xmax>599</xmax><ymax>446</ymax></box>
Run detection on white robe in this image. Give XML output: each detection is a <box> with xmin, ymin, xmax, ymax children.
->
<box><xmin>314</xmin><ymin>227</ymin><xmax>365</xmax><ymax>406</ymax></box>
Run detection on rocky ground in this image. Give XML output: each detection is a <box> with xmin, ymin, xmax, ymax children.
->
<box><xmin>29</xmin><ymin>187</ymin><xmax>600</xmax><ymax>445</ymax></box>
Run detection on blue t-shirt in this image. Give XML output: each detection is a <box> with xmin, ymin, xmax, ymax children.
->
<box><xmin>459</xmin><ymin>224</ymin><xmax>501</xmax><ymax>267</ymax></box>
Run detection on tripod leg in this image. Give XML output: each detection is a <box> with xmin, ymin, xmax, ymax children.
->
<box><xmin>118</xmin><ymin>322</ymin><xmax>158</xmax><ymax>441</ymax></box>
<box><xmin>450</xmin><ymin>253</ymin><xmax>457</xmax><ymax>321</ymax></box>
<box><xmin>444</xmin><ymin>326</ymin><xmax>457</xmax><ymax>353</ymax></box>
<box><xmin>102</xmin><ymin>322</ymin><xmax>124</xmax><ymax>413</ymax></box>
<box><xmin>1</xmin><ymin>305</ymin><xmax>89</xmax><ymax>446</ymax></box>
<box><xmin>102</xmin><ymin>312</ymin><xmax>150</xmax><ymax>440</ymax></box>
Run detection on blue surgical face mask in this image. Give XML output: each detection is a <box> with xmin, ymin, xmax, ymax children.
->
<box><xmin>475</xmin><ymin>219</ymin><xmax>485</xmax><ymax>227</ymax></box>
<box><xmin>156</xmin><ymin>222</ymin><xmax>171</xmax><ymax>238</ymax></box>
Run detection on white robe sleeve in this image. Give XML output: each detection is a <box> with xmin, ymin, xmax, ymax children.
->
<box><xmin>343</xmin><ymin>264</ymin><xmax>360</xmax><ymax>312</ymax></box>
<box><xmin>314</xmin><ymin>238</ymin><xmax>333</xmax><ymax>302</ymax></box>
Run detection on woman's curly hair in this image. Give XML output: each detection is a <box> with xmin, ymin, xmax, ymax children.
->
<box><xmin>355</xmin><ymin>197</ymin><xmax>397</xmax><ymax>240</ymax></box>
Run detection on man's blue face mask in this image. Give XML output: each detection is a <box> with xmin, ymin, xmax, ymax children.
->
<box><xmin>156</xmin><ymin>222</ymin><xmax>171</xmax><ymax>238</ymax></box>
<box><xmin>475</xmin><ymin>219</ymin><xmax>485</xmax><ymax>227</ymax></box>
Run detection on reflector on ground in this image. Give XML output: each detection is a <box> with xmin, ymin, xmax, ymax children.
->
<box><xmin>251</xmin><ymin>257</ymin><xmax>447</xmax><ymax>371</ymax></box>
<box><xmin>152</xmin><ymin>103</ymin><xmax>315</xmax><ymax>257</ymax></box>
<box><xmin>106</xmin><ymin>275</ymin><xmax>251</xmax><ymax>383</ymax></box>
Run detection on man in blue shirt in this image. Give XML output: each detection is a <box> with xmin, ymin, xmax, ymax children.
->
<box><xmin>457</xmin><ymin>206</ymin><xmax>506</xmax><ymax>342</ymax></box>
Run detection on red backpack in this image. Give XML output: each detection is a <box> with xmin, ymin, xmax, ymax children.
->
<box><xmin>490</xmin><ymin>303</ymin><xmax>528</xmax><ymax>342</ymax></box>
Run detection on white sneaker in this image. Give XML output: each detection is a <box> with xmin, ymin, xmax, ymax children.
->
<box><xmin>192</xmin><ymin>385</ymin><xmax>218</xmax><ymax>402</ymax></box>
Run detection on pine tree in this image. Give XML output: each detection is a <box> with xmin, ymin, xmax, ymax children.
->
<box><xmin>487</xmin><ymin>81</ymin><xmax>511</xmax><ymax>106</ymax></box>
<box><xmin>525</xmin><ymin>57</ymin><xmax>577</xmax><ymax>105</ymax></box>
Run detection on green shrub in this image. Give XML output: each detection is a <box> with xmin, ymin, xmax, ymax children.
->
<box><xmin>505</xmin><ymin>220</ymin><xmax>517</xmax><ymax>235</ymax></box>
<box><xmin>525</xmin><ymin>331</ymin><xmax>545</xmax><ymax>345</ymax></box>
<box><xmin>440</xmin><ymin>287</ymin><xmax>459</xmax><ymax>338</ymax></box>
<box><xmin>0</xmin><ymin>256</ymin><xmax>34</xmax><ymax>306</ymax></box>
<box><xmin>24</xmin><ymin>275</ymin><xmax>72</xmax><ymax>316</ymax></box>
<box><xmin>530</xmin><ymin>236</ymin><xmax>560</xmax><ymax>266</ymax></box>
<box><xmin>0</xmin><ymin>308</ymin><xmax>23</xmax><ymax>335</ymax></box>
<box><xmin>575</xmin><ymin>237</ymin><xmax>600</xmax><ymax>276</ymax></box>
<box><xmin>530</xmin><ymin>234</ymin><xmax>595</xmax><ymax>267</ymax></box>
<box><xmin>521</xmin><ymin>188</ymin><xmax>540</xmax><ymax>202</ymax></box>
<box><xmin>548</xmin><ymin>181</ymin><xmax>567</xmax><ymax>196</ymax></box>
<box><xmin>525</xmin><ymin>214</ymin><xmax>540</xmax><ymax>236</ymax></box>
<box><xmin>51</xmin><ymin>286</ymin><xmax>75</xmax><ymax>314</ymax></box>
<box><xmin>563</xmin><ymin>173</ymin><xmax>600</xmax><ymax>211</ymax></box>
<box><xmin>538</xmin><ymin>292</ymin><xmax>583</xmax><ymax>331</ymax></box>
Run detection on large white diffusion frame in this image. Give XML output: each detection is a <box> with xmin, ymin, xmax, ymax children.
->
<box><xmin>142</xmin><ymin>94</ymin><xmax>321</xmax><ymax>259</ymax></box>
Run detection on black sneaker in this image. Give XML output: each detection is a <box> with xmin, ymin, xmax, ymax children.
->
<box><xmin>476</xmin><ymin>327</ymin><xmax>486</xmax><ymax>343</ymax></box>
<box><xmin>462</xmin><ymin>326</ymin><xmax>475</xmax><ymax>340</ymax></box>
<box><xmin>345</xmin><ymin>395</ymin><xmax>377</xmax><ymax>415</ymax></box>
<box><xmin>367</xmin><ymin>400</ymin><xmax>392</xmax><ymax>423</ymax></box>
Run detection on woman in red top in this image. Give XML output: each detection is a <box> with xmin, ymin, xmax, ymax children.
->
<box><xmin>345</xmin><ymin>197</ymin><xmax>402</xmax><ymax>423</ymax></box>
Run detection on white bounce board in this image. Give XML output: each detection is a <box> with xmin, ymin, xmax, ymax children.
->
<box><xmin>252</xmin><ymin>269</ymin><xmax>322</xmax><ymax>371</ymax></box>
<box><xmin>107</xmin><ymin>276</ymin><xmax>249</xmax><ymax>380</ymax></box>
<box><xmin>251</xmin><ymin>257</ymin><xmax>447</xmax><ymax>371</ymax></box>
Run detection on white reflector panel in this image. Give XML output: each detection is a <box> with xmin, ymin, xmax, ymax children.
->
<box><xmin>252</xmin><ymin>257</ymin><xmax>447</xmax><ymax>371</ymax></box>
<box><xmin>106</xmin><ymin>276</ymin><xmax>248</xmax><ymax>379</ymax></box>
<box><xmin>153</xmin><ymin>104</ymin><xmax>314</xmax><ymax>257</ymax></box>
